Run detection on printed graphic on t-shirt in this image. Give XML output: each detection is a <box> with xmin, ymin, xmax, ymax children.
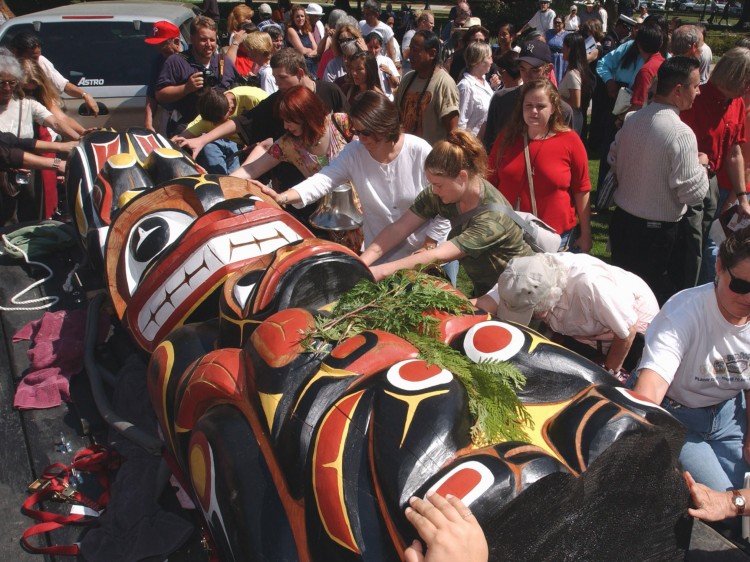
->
<box><xmin>711</xmin><ymin>352</ymin><xmax>750</xmax><ymax>376</ymax></box>
<box><xmin>400</xmin><ymin>90</ymin><xmax>433</xmax><ymax>135</ymax></box>
<box><xmin>696</xmin><ymin>352</ymin><xmax>750</xmax><ymax>384</ymax></box>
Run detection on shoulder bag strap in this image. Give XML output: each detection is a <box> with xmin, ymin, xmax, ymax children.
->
<box><xmin>523</xmin><ymin>132</ymin><xmax>538</xmax><ymax>216</ymax></box>
<box><xmin>16</xmin><ymin>98</ymin><xmax>22</xmax><ymax>138</ymax></box>
<box><xmin>451</xmin><ymin>203</ymin><xmax>535</xmax><ymax>234</ymax></box>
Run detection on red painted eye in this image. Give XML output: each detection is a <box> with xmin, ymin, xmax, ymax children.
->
<box><xmin>463</xmin><ymin>321</ymin><xmax>525</xmax><ymax>363</ymax></box>
<box><xmin>386</xmin><ymin>359</ymin><xmax>453</xmax><ymax>391</ymax></box>
<box><xmin>426</xmin><ymin>460</ymin><xmax>494</xmax><ymax>506</ymax></box>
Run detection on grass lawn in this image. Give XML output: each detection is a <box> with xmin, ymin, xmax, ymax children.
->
<box><xmin>588</xmin><ymin>156</ymin><xmax>613</xmax><ymax>263</ymax></box>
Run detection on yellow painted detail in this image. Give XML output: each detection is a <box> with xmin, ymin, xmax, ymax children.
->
<box><xmin>258</xmin><ymin>391</ymin><xmax>283</xmax><ymax>431</ymax></box>
<box><xmin>383</xmin><ymin>390</ymin><xmax>450</xmax><ymax>447</ymax></box>
<box><xmin>523</xmin><ymin>400</ymin><xmax>573</xmax><ymax>458</ymax></box>
<box><xmin>108</xmin><ymin>152</ymin><xmax>136</xmax><ymax>166</ymax></box>
<box><xmin>190</xmin><ymin>446</ymin><xmax>207</xmax><ymax>498</ymax></box>
<box><xmin>312</xmin><ymin>392</ymin><xmax>365</xmax><ymax>553</ymax></box>
<box><xmin>293</xmin><ymin>363</ymin><xmax>356</xmax><ymax>413</ymax></box>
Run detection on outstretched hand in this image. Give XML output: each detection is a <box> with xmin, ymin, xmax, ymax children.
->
<box><xmin>172</xmin><ymin>135</ymin><xmax>206</xmax><ymax>160</ymax></box>
<box><xmin>403</xmin><ymin>492</ymin><xmax>488</xmax><ymax>562</ymax></box>
<box><xmin>251</xmin><ymin>180</ymin><xmax>282</xmax><ymax>204</ymax></box>
<box><xmin>684</xmin><ymin>471</ymin><xmax>734</xmax><ymax>522</ymax></box>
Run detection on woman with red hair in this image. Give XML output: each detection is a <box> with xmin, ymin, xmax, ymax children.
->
<box><xmin>231</xmin><ymin>84</ymin><xmax>352</xmax><ymax>180</ymax></box>
<box><xmin>286</xmin><ymin>4</ymin><xmax>318</xmax><ymax>75</ymax></box>
<box><xmin>232</xmin><ymin>84</ymin><xmax>361</xmax><ymax>249</ymax></box>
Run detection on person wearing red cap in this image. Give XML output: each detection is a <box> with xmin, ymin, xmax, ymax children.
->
<box><xmin>144</xmin><ymin>21</ymin><xmax>182</xmax><ymax>133</ymax></box>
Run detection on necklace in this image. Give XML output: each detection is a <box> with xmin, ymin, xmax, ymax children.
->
<box><xmin>528</xmin><ymin>129</ymin><xmax>550</xmax><ymax>176</ymax></box>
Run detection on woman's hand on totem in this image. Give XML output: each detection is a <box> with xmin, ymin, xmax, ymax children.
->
<box><xmin>404</xmin><ymin>492</ymin><xmax>488</xmax><ymax>562</ymax></box>
<box><xmin>368</xmin><ymin>263</ymin><xmax>388</xmax><ymax>281</ymax></box>
<box><xmin>251</xmin><ymin>180</ymin><xmax>280</xmax><ymax>203</ymax></box>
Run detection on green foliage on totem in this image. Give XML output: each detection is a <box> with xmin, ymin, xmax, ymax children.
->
<box><xmin>303</xmin><ymin>270</ymin><xmax>531</xmax><ymax>445</ymax></box>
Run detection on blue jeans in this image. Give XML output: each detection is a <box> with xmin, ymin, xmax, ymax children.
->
<box><xmin>664</xmin><ymin>393</ymin><xmax>749</xmax><ymax>491</ymax></box>
<box><xmin>198</xmin><ymin>138</ymin><xmax>240</xmax><ymax>175</ymax></box>
<box><xmin>442</xmin><ymin>260</ymin><xmax>458</xmax><ymax>287</ymax></box>
<box><xmin>559</xmin><ymin>225</ymin><xmax>581</xmax><ymax>253</ymax></box>
<box><xmin>699</xmin><ymin>186</ymin><xmax>730</xmax><ymax>285</ymax></box>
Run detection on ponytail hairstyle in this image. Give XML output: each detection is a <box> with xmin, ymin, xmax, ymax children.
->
<box><xmin>425</xmin><ymin>129</ymin><xmax>488</xmax><ymax>180</ymax></box>
<box><xmin>350</xmin><ymin>91</ymin><xmax>401</xmax><ymax>143</ymax></box>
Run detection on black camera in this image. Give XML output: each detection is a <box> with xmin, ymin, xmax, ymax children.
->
<box><xmin>202</xmin><ymin>68</ymin><xmax>219</xmax><ymax>88</ymax></box>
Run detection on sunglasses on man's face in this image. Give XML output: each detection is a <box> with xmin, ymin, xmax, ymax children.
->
<box><xmin>727</xmin><ymin>266</ymin><xmax>750</xmax><ymax>294</ymax></box>
<box><xmin>351</xmin><ymin>128</ymin><xmax>373</xmax><ymax>137</ymax></box>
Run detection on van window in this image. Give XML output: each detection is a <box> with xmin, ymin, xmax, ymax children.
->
<box><xmin>0</xmin><ymin>22</ymin><xmax>156</xmax><ymax>88</ymax></box>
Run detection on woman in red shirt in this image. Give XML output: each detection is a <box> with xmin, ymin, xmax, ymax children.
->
<box><xmin>487</xmin><ymin>79</ymin><xmax>592</xmax><ymax>252</ymax></box>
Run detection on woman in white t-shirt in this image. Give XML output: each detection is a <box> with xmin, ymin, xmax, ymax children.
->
<box><xmin>634</xmin><ymin>226</ymin><xmax>750</xmax><ymax>496</ymax></box>
<box><xmin>475</xmin><ymin>252</ymin><xmax>658</xmax><ymax>377</ymax></box>
<box><xmin>256</xmin><ymin>91</ymin><xmax>450</xmax><ymax>264</ymax></box>
<box><xmin>0</xmin><ymin>54</ymin><xmax>75</xmax><ymax>223</ymax></box>
<box><xmin>0</xmin><ymin>57</ymin><xmax>69</xmax><ymax>140</ymax></box>
<box><xmin>457</xmin><ymin>42</ymin><xmax>494</xmax><ymax>138</ymax></box>
<box><xmin>558</xmin><ymin>33</ymin><xmax>590</xmax><ymax>136</ymax></box>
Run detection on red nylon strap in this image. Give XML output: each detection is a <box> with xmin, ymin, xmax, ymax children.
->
<box><xmin>20</xmin><ymin>445</ymin><xmax>121</xmax><ymax>556</ymax></box>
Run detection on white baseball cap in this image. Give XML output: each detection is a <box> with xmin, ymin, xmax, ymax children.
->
<box><xmin>495</xmin><ymin>255</ymin><xmax>560</xmax><ymax>325</ymax></box>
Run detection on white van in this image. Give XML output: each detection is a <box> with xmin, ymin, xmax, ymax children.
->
<box><xmin>0</xmin><ymin>1</ymin><xmax>197</xmax><ymax>129</ymax></box>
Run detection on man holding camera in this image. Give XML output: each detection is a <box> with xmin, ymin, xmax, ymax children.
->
<box><xmin>156</xmin><ymin>16</ymin><xmax>240</xmax><ymax>135</ymax></box>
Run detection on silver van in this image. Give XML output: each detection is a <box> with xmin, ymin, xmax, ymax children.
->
<box><xmin>0</xmin><ymin>1</ymin><xmax>197</xmax><ymax>129</ymax></box>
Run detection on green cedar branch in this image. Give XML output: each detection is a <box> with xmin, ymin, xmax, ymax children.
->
<box><xmin>302</xmin><ymin>270</ymin><xmax>532</xmax><ymax>444</ymax></box>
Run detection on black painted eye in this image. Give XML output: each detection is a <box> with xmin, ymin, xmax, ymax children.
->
<box><xmin>130</xmin><ymin>216</ymin><xmax>171</xmax><ymax>263</ymax></box>
<box><xmin>232</xmin><ymin>269</ymin><xmax>265</xmax><ymax>308</ymax></box>
<box><xmin>124</xmin><ymin>211</ymin><xmax>193</xmax><ymax>295</ymax></box>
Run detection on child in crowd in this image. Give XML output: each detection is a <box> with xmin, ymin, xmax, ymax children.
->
<box><xmin>244</xmin><ymin>32</ymin><xmax>277</xmax><ymax>94</ymax></box>
<box><xmin>182</xmin><ymin>86</ymin><xmax>268</xmax><ymax>174</ymax></box>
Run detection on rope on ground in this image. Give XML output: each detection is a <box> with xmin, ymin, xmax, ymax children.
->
<box><xmin>0</xmin><ymin>233</ymin><xmax>58</xmax><ymax>311</ymax></box>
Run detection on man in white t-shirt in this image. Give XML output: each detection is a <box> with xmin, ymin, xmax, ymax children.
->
<box><xmin>634</xmin><ymin>226</ymin><xmax>750</xmax><ymax>496</ymax></box>
<box><xmin>517</xmin><ymin>0</ymin><xmax>556</xmax><ymax>36</ymax></box>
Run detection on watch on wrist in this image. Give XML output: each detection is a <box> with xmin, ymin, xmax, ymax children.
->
<box><xmin>52</xmin><ymin>157</ymin><xmax>62</xmax><ymax>171</ymax></box>
<box><xmin>732</xmin><ymin>490</ymin><xmax>746</xmax><ymax>515</ymax></box>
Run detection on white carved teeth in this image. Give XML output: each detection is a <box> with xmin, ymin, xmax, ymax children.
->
<box><xmin>137</xmin><ymin>221</ymin><xmax>302</xmax><ymax>342</ymax></box>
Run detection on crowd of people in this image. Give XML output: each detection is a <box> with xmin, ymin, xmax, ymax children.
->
<box><xmin>3</xmin><ymin>0</ymin><xmax>750</xmax><ymax>556</ymax></box>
